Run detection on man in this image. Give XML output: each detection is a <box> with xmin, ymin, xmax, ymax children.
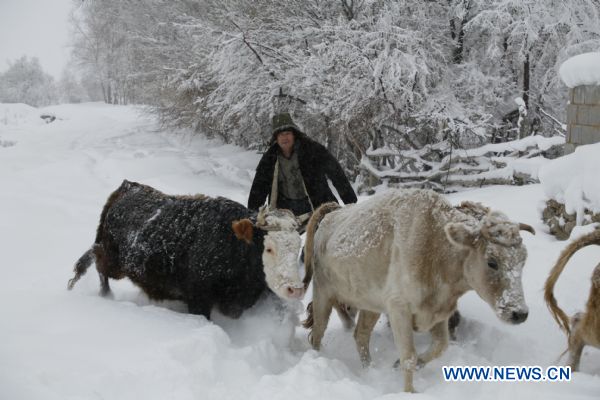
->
<box><xmin>248</xmin><ymin>112</ymin><xmax>357</xmax><ymax>225</ymax></box>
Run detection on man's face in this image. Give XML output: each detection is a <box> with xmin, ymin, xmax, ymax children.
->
<box><xmin>276</xmin><ymin>130</ymin><xmax>295</xmax><ymax>154</ymax></box>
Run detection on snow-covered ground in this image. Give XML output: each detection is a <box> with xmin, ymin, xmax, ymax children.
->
<box><xmin>539</xmin><ymin>142</ymin><xmax>600</xmax><ymax>223</ymax></box>
<box><xmin>1</xmin><ymin>103</ymin><xmax>599</xmax><ymax>399</ymax></box>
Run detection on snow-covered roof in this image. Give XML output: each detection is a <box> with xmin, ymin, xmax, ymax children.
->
<box><xmin>558</xmin><ymin>52</ymin><xmax>600</xmax><ymax>88</ymax></box>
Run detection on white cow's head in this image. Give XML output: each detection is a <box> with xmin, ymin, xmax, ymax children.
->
<box><xmin>232</xmin><ymin>205</ymin><xmax>304</xmax><ymax>300</ymax></box>
<box><xmin>445</xmin><ymin>209</ymin><xmax>535</xmax><ymax>324</ymax></box>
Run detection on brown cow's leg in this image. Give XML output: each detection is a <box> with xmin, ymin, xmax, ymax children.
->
<box><xmin>417</xmin><ymin>319</ymin><xmax>449</xmax><ymax>367</ymax></box>
<box><xmin>388</xmin><ymin>306</ymin><xmax>417</xmax><ymax>393</ymax></box>
<box><xmin>567</xmin><ymin>339</ymin><xmax>584</xmax><ymax>372</ymax></box>
<box><xmin>353</xmin><ymin>310</ymin><xmax>380</xmax><ymax>367</ymax></box>
<box><xmin>567</xmin><ymin>319</ymin><xmax>585</xmax><ymax>372</ymax></box>
<box><xmin>448</xmin><ymin>310</ymin><xmax>461</xmax><ymax>340</ymax></box>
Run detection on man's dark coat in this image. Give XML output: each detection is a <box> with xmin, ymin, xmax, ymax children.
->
<box><xmin>248</xmin><ymin>133</ymin><xmax>357</xmax><ymax>211</ymax></box>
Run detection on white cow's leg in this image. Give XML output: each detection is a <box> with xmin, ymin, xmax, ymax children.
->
<box><xmin>353</xmin><ymin>310</ymin><xmax>380</xmax><ymax>367</ymax></box>
<box><xmin>309</xmin><ymin>291</ymin><xmax>334</xmax><ymax>351</ymax></box>
<box><xmin>417</xmin><ymin>319</ymin><xmax>449</xmax><ymax>367</ymax></box>
<box><xmin>388</xmin><ymin>306</ymin><xmax>417</xmax><ymax>393</ymax></box>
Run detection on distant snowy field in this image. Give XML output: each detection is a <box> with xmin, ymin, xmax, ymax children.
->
<box><xmin>0</xmin><ymin>103</ymin><xmax>598</xmax><ymax>400</ymax></box>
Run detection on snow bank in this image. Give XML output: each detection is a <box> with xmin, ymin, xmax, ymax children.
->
<box><xmin>0</xmin><ymin>103</ymin><xmax>47</xmax><ymax>128</ymax></box>
<box><xmin>539</xmin><ymin>142</ymin><xmax>600</xmax><ymax>220</ymax></box>
<box><xmin>559</xmin><ymin>52</ymin><xmax>600</xmax><ymax>88</ymax></box>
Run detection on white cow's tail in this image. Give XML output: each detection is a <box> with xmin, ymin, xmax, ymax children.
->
<box><xmin>67</xmin><ymin>247</ymin><xmax>96</xmax><ymax>290</ymax></box>
<box><xmin>302</xmin><ymin>202</ymin><xmax>341</xmax><ymax>330</ymax></box>
<box><xmin>302</xmin><ymin>202</ymin><xmax>341</xmax><ymax>290</ymax></box>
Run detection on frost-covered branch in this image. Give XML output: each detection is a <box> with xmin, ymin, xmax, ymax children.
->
<box><xmin>358</xmin><ymin>135</ymin><xmax>565</xmax><ymax>193</ymax></box>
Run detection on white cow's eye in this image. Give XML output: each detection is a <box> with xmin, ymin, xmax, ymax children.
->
<box><xmin>266</xmin><ymin>248</ymin><xmax>273</xmax><ymax>253</ymax></box>
<box><xmin>487</xmin><ymin>259</ymin><xmax>499</xmax><ymax>270</ymax></box>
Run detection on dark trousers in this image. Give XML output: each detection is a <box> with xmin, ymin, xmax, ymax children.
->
<box><xmin>277</xmin><ymin>195</ymin><xmax>312</xmax><ymax>217</ymax></box>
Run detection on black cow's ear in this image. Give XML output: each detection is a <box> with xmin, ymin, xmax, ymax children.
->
<box><xmin>232</xmin><ymin>219</ymin><xmax>254</xmax><ymax>244</ymax></box>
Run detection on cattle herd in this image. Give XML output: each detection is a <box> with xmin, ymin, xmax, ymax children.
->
<box><xmin>67</xmin><ymin>180</ymin><xmax>599</xmax><ymax>392</ymax></box>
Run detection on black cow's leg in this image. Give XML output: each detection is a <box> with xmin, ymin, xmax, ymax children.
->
<box><xmin>188</xmin><ymin>301</ymin><xmax>212</xmax><ymax>320</ymax></box>
<box><xmin>98</xmin><ymin>273</ymin><xmax>111</xmax><ymax>297</ymax></box>
<box><xmin>93</xmin><ymin>244</ymin><xmax>113</xmax><ymax>297</ymax></box>
<box><xmin>218</xmin><ymin>302</ymin><xmax>244</xmax><ymax>319</ymax></box>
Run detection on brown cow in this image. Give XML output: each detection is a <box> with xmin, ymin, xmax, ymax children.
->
<box><xmin>544</xmin><ymin>228</ymin><xmax>600</xmax><ymax>371</ymax></box>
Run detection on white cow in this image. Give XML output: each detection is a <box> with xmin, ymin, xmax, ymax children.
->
<box><xmin>303</xmin><ymin>189</ymin><xmax>535</xmax><ymax>392</ymax></box>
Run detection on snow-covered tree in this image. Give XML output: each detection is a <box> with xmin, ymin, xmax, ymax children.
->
<box><xmin>465</xmin><ymin>0</ymin><xmax>600</xmax><ymax>136</ymax></box>
<box><xmin>70</xmin><ymin>0</ymin><xmax>146</xmax><ymax>104</ymax></box>
<box><xmin>65</xmin><ymin>0</ymin><xmax>600</xmax><ymax>177</ymax></box>
<box><xmin>57</xmin><ymin>63</ymin><xmax>93</xmax><ymax>104</ymax></box>
<box><xmin>0</xmin><ymin>56</ymin><xmax>58</xmax><ymax>107</ymax></box>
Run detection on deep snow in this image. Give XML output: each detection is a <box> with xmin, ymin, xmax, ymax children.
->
<box><xmin>0</xmin><ymin>103</ymin><xmax>599</xmax><ymax>399</ymax></box>
<box><xmin>539</xmin><ymin>142</ymin><xmax>600</xmax><ymax>221</ymax></box>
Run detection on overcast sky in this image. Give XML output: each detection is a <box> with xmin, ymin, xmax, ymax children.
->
<box><xmin>0</xmin><ymin>0</ymin><xmax>74</xmax><ymax>79</ymax></box>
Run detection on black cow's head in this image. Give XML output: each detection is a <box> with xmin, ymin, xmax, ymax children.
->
<box><xmin>232</xmin><ymin>206</ymin><xmax>304</xmax><ymax>300</ymax></box>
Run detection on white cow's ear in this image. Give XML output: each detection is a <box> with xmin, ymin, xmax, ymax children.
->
<box><xmin>445</xmin><ymin>222</ymin><xmax>477</xmax><ymax>248</ymax></box>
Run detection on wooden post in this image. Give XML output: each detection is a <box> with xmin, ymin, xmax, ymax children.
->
<box><xmin>566</xmin><ymin>84</ymin><xmax>600</xmax><ymax>154</ymax></box>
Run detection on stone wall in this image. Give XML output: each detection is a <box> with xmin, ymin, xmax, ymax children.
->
<box><xmin>565</xmin><ymin>85</ymin><xmax>600</xmax><ymax>153</ymax></box>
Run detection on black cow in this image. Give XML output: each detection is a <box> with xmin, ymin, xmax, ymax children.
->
<box><xmin>67</xmin><ymin>180</ymin><xmax>304</xmax><ymax>318</ymax></box>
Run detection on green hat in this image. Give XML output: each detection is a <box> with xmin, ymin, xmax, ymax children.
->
<box><xmin>271</xmin><ymin>112</ymin><xmax>302</xmax><ymax>138</ymax></box>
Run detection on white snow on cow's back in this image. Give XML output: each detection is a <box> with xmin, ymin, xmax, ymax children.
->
<box><xmin>325</xmin><ymin>189</ymin><xmax>445</xmax><ymax>259</ymax></box>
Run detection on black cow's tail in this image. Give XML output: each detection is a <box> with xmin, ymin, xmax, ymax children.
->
<box><xmin>67</xmin><ymin>182</ymin><xmax>126</xmax><ymax>291</ymax></box>
<box><xmin>67</xmin><ymin>247</ymin><xmax>96</xmax><ymax>290</ymax></box>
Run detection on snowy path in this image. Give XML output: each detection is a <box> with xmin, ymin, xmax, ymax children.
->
<box><xmin>0</xmin><ymin>103</ymin><xmax>598</xmax><ymax>399</ymax></box>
